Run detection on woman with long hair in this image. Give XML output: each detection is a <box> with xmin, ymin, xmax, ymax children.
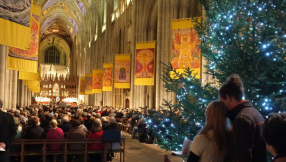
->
<box><xmin>188</xmin><ymin>101</ymin><xmax>232</xmax><ymax>162</ymax></box>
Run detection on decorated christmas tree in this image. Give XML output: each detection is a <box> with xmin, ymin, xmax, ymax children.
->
<box><xmin>144</xmin><ymin>0</ymin><xmax>286</xmax><ymax>158</ymax></box>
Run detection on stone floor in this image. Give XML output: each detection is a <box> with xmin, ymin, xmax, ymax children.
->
<box><xmin>112</xmin><ymin>133</ymin><xmax>184</xmax><ymax>162</ymax></box>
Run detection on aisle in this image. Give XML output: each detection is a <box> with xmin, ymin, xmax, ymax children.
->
<box><xmin>113</xmin><ymin>133</ymin><xmax>183</xmax><ymax>162</ymax></box>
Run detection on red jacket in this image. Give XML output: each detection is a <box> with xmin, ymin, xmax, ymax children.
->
<box><xmin>88</xmin><ymin>130</ymin><xmax>104</xmax><ymax>150</ymax></box>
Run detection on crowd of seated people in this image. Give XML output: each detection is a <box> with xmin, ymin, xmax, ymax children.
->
<box><xmin>2</xmin><ymin>105</ymin><xmax>129</xmax><ymax>162</ymax></box>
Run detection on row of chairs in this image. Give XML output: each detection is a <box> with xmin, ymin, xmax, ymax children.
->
<box><xmin>10</xmin><ymin>138</ymin><xmax>125</xmax><ymax>162</ymax></box>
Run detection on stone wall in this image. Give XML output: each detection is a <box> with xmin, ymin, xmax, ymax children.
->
<box><xmin>76</xmin><ymin>0</ymin><xmax>203</xmax><ymax>110</ymax></box>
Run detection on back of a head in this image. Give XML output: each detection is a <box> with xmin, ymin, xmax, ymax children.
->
<box><xmin>91</xmin><ymin>118</ymin><xmax>102</xmax><ymax>132</ymax></box>
<box><xmin>51</xmin><ymin>119</ymin><xmax>58</xmax><ymax>128</ymax></box>
<box><xmin>219</xmin><ymin>74</ymin><xmax>244</xmax><ymax>101</ymax></box>
<box><xmin>95</xmin><ymin>113</ymin><xmax>101</xmax><ymax>118</ymax></box>
<box><xmin>44</xmin><ymin>112</ymin><xmax>53</xmax><ymax>121</ymax></box>
<box><xmin>201</xmin><ymin>101</ymin><xmax>229</xmax><ymax>155</ymax></box>
<box><xmin>71</xmin><ymin>119</ymin><xmax>81</xmax><ymax>127</ymax></box>
<box><xmin>263</xmin><ymin>113</ymin><xmax>286</xmax><ymax>157</ymax></box>
<box><xmin>62</xmin><ymin>115</ymin><xmax>69</xmax><ymax>122</ymax></box>
<box><xmin>101</xmin><ymin>117</ymin><xmax>107</xmax><ymax>122</ymax></box>
<box><xmin>110</xmin><ymin>116</ymin><xmax>116</xmax><ymax>123</ymax></box>
<box><xmin>29</xmin><ymin>116</ymin><xmax>39</xmax><ymax>126</ymax></box>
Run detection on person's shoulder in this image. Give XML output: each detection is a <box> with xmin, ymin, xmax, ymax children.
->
<box><xmin>0</xmin><ymin>110</ymin><xmax>13</xmax><ymax>118</ymax></box>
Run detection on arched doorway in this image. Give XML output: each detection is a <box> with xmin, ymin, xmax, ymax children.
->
<box><xmin>125</xmin><ymin>99</ymin><xmax>130</xmax><ymax>108</ymax></box>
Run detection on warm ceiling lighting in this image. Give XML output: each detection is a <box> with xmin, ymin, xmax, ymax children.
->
<box><xmin>53</xmin><ymin>29</ymin><xmax>59</xmax><ymax>32</ymax></box>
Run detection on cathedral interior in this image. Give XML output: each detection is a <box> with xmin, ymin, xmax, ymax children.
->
<box><xmin>0</xmin><ymin>0</ymin><xmax>206</xmax><ymax>110</ymax></box>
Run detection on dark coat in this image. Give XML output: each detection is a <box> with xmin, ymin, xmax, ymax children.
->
<box><xmin>102</xmin><ymin>121</ymin><xmax>110</xmax><ymax>131</ymax></box>
<box><xmin>24</xmin><ymin>125</ymin><xmax>44</xmax><ymax>139</ymax></box>
<box><xmin>0</xmin><ymin>110</ymin><xmax>17</xmax><ymax>162</ymax></box>
<box><xmin>58</xmin><ymin>122</ymin><xmax>73</xmax><ymax>132</ymax></box>
<box><xmin>115</xmin><ymin>112</ymin><xmax>123</xmax><ymax>118</ymax></box>
<box><xmin>227</xmin><ymin>100</ymin><xmax>267</xmax><ymax>162</ymax></box>
<box><xmin>24</xmin><ymin>125</ymin><xmax>44</xmax><ymax>151</ymax></box>
<box><xmin>40</xmin><ymin>121</ymin><xmax>51</xmax><ymax>133</ymax></box>
<box><xmin>101</xmin><ymin>110</ymin><xmax>109</xmax><ymax>116</ymax></box>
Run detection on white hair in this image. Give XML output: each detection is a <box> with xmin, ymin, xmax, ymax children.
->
<box><xmin>62</xmin><ymin>115</ymin><xmax>69</xmax><ymax>122</ymax></box>
<box><xmin>109</xmin><ymin>116</ymin><xmax>116</xmax><ymax>123</ymax></box>
<box><xmin>101</xmin><ymin>117</ymin><xmax>107</xmax><ymax>122</ymax></box>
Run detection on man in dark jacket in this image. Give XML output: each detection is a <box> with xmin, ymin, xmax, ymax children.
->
<box><xmin>0</xmin><ymin>99</ymin><xmax>17</xmax><ymax>162</ymax></box>
<box><xmin>115</xmin><ymin>110</ymin><xmax>124</xmax><ymax>118</ymax></box>
<box><xmin>219</xmin><ymin>74</ymin><xmax>267</xmax><ymax>162</ymax></box>
<box><xmin>58</xmin><ymin>115</ymin><xmax>72</xmax><ymax>132</ymax></box>
<box><xmin>40</xmin><ymin>112</ymin><xmax>53</xmax><ymax>133</ymax></box>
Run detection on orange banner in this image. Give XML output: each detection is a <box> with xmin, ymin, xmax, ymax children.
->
<box><xmin>134</xmin><ymin>42</ymin><xmax>156</xmax><ymax>85</ymax></box>
<box><xmin>103</xmin><ymin>63</ymin><xmax>113</xmax><ymax>91</ymax></box>
<box><xmin>92</xmin><ymin>69</ymin><xmax>103</xmax><ymax>93</ymax></box>
<box><xmin>80</xmin><ymin>77</ymin><xmax>86</xmax><ymax>95</ymax></box>
<box><xmin>114</xmin><ymin>54</ymin><xmax>131</xmax><ymax>88</ymax></box>
<box><xmin>85</xmin><ymin>73</ymin><xmax>93</xmax><ymax>94</ymax></box>
<box><xmin>171</xmin><ymin>18</ymin><xmax>201</xmax><ymax>78</ymax></box>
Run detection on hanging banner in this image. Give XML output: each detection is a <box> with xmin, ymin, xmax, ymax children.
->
<box><xmin>170</xmin><ymin>18</ymin><xmax>201</xmax><ymax>79</ymax></box>
<box><xmin>7</xmin><ymin>3</ymin><xmax>41</xmax><ymax>73</ymax></box>
<box><xmin>103</xmin><ymin>63</ymin><xmax>113</xmax><ymax>91</ymax></box>
<box><xmin>19</xmin><ymin>71</ymin><xmax>40</xmax><ymax>81</ymax></box>
<box><xmin>80</xmin><ymin>77</ymin><xmax>86</xmax><ymax>95</ymax></box>
<box><xmin>92</xmin><ymin>69</ymin><xmax>103</xmax><ymax>93</ymax></box>
<box><xmin>135</xmin><ymin>41</ymin><xmax>156</xmax><ymax>85</ymax></box>
<box><xmin>114</xmin><ymin>54</ymin><xmax>131</xmax><ymax>89</ymax></box>
<box><xmin>0</xmin><ymin>0</ymin><xmax>33</xmax><ymax>50</ymax></box>
<box><xmin>24</xmin><ymin>80</ymin><xmax>40</xmax><ymax>86</ymax></box>
<box><xmin>85</xmin><ymin>73</ymin><xmax>93</xmax><ymax>94</ymax></box>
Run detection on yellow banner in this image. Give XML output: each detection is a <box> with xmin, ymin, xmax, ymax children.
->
<box><xmin>85</xmin><ymin>73</ymin><xmax>93</xmax><ymax>94</ymax></box>
<box><xmin>170</xmin><ymin>18</ymin><xmax>201</xmax><ymax>79</ymax></box>
<box><xmin>80</xmin><ymin>77</ymin><xmax>86</xmax><ymax>95</ymax></box>
<box><xmin>24</xmin><ymin>80</ymin><xmax>40</xmax><ymax>86</ymax></box>
<box><xmin>114</xmin><ymin>54</ymin><xmax>131</xmax><ymax>89</ymax></box>
<box><xmin>135</xmin><ymin>41</ymin><xmax>156</xmax><ymax>85</ymax></box>
<box><xmin>103</xmin><ymin>63</ymin><xmax>113</xmax><ymax>91</ymax></box>
<box><xmin>6</xmin><ymin>3</ymin><xmax>41</xmax><ymax>73</ymax></box>
<box><xmin>0</xmin><ymin>0</ymin><xmax>34</xmax><ymax>50</ymax></box>
<box><xmin>19</xmin><ymin>71</ymin><xmax>40</xmax><ymax>81</ymax></box>
<box><xmin>92</xmin><ymin>69</ymin><xmax>103</xmax><ymax>93</ymax></box>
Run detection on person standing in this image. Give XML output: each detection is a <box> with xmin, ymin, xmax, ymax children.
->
<box><xmin>0</xmin><ymin>99</ymin><xmax>17</xmax><ymax>162</ymax></box>
<box><xmin>263</xmin><ymin>113</ymin><xmax>286</xmax><ymax>162</ymax></box>
<box><xmin>219</xmin><ymin>74</ymin><xmax>267</xmax><ymax>162</ymax></box>
<box><xmin>188</xmin><ymin>101</ymin><xmax>232</xmax><ymax>162</ymax></box>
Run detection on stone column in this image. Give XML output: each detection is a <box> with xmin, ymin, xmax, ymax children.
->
<box><xmin>0</xmin><ymin>45</ymin><xmax>6</xmax><ymax>102</ymax></box>
<box><xmin>155</xmin><ymin>0</ymin><xmax>163</xmax><ymax>110</ymax></box>
<box><xmin>11</xmin><ymin>70</ymin><xmax>18</xmax><ymax>108</ymax></box>
<box><xmin>181</xmin><ymin>0</ymin><xmax>190</xmax><ymax>18</ymax></box>
<box><xmin>148</xmin><ymin>27</ymin><xmax>156</xmax><ymax>109</ymax></box>
<box><xmin>19</xmin><ymin>80</ymin><xmax>25</xmax><ymax>107</ymax></box>
<box><xmin>4</xmin><ymin>65</ymin><xmax>10</xmax><ymax>109</ymax></box>
<box><xmin>27</xmin><ymin>89</ymin><xmax>31</xmax><ymax>106</ymax></box>
<box><xmin>129</xmin><ymin>0</ymin><xmax>136</xmax><ymax>109</ymax></box>
<box><xmin>24</xmin><ymin>85</ymin><xmax>28</xmax><ymax>106</ymax></box>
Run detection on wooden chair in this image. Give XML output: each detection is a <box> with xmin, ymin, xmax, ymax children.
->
<box><xmin>85</xmin><ymin>139</ymin><xmax>105</xmax><ymax>162</ymax></box>
<box><xmin>10</xmin><ymin>139</ymin><xmax>24</xmax><ymax>162</ymax></box>
<box><xmin>103</xmin><ymin>130</ymin><xmax>125</xmax><ymax>162</ymax></box>
<box><xmin>44</xmin><ymin>139</ymin><xmax>65</xmax><ymax>162</ymax></box>
<box><xmin>23</xmin><ymin>139</ymin><xmax>45</xmax><ymax>162</ymax></box>
<box><xmin>65</xmin><ymin>139</ymin><xmax>86</xmax><ymax>162</ymax></box>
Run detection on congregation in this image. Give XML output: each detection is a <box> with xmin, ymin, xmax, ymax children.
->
<box><xmin>0</xmin><ymin>102</ymin><xmax>139</xmax><ymax>162</ymax></box>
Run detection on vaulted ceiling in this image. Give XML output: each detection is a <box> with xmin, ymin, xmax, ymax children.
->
<box><xmin>39</xmin><ymin>0</ymin><xmax>95</xmax><ymax>63</ymax></box>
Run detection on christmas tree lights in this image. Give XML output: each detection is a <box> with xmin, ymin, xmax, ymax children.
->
<box><xmin>143</xmin><ymin>0</ymin><xmax>286</xmax><ymax>160</ymax></box>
